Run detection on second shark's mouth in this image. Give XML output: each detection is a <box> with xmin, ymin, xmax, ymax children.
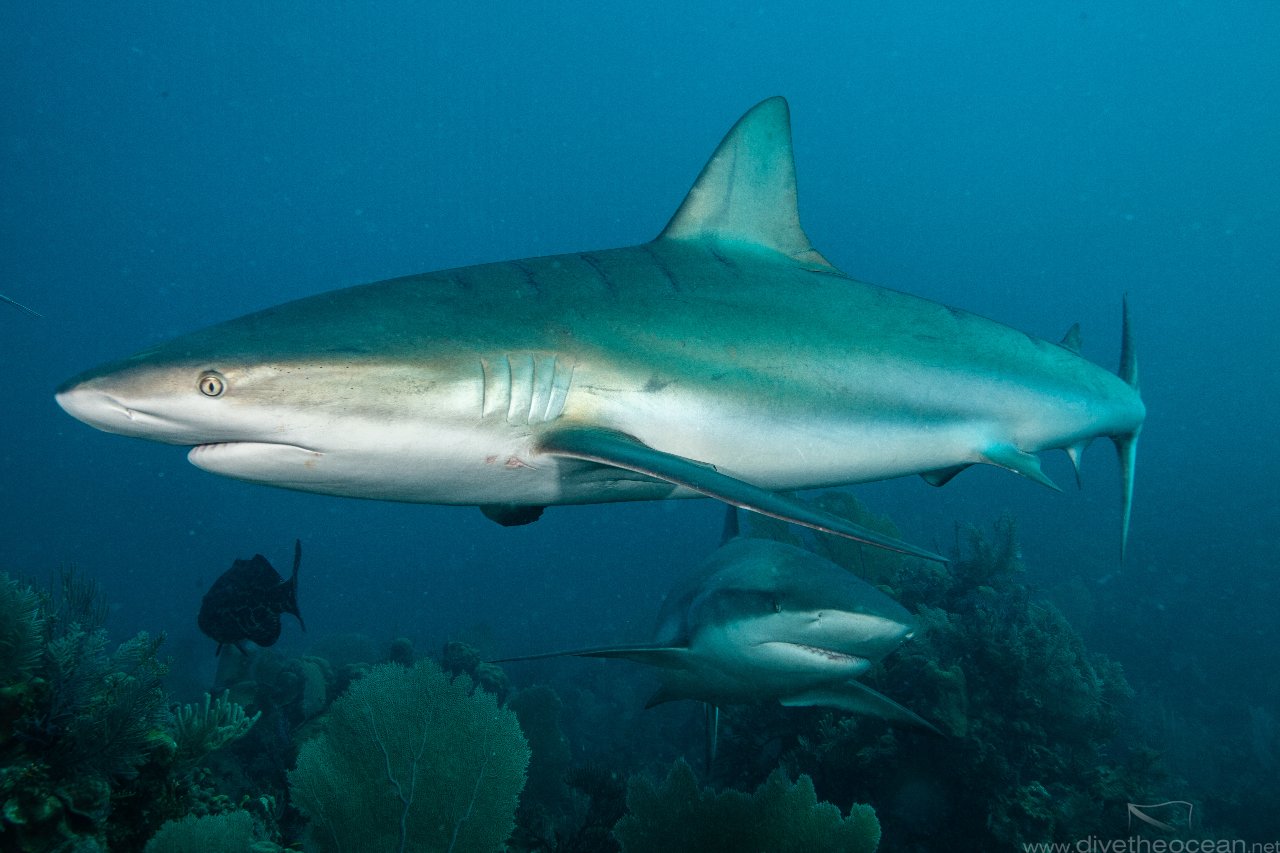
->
<box><xmin>757</xmin><ymin>641</ymin><xmax>868</xmax><ymax>668</ymax></box>
<box><xmin>790</xmin><ymin>644</ymin><xmax>866</xmax><ymax>664</ymax></box>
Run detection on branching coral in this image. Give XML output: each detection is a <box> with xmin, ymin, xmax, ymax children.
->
<box><xmin>170</xmin><ymin>690</ymin><xmax>262</xmax><ymax>774</ymax></box>
<box><xmin>0</xmin><ymin>570</ymin><xmax>174</xmax><ymax>851</ymax></box>
<box><xmin>0</xmin><ymin>573</ymin><xmax>43</xmax><ymax>689</ymax></box>
<box><xmin>43</xmin><ymin>629</ymin><xmax>171</xmax><ymax>783</ymax></box>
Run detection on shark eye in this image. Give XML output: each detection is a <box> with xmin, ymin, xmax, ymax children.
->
<box><xmin>198</xmin><ymin>371</ymin><xmax>226</xmax><ymax>398</ymax></box>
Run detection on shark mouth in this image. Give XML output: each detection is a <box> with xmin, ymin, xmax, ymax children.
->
<box><xmin>188</xmin><ymin>442</ymin><xmax>325</xmax><ymax>476</ymax></box>
<box><xmin>191</xmin><ymin>441</ymin><xmax>320</xmax><ymax>454</ymax></box>
<box><xmin>759</xmin><ymin>641</ymin><xmax>868</xmax><ymax>667</ymax></box>
<box><xmin>790</xmin><ymin>644</ymin><xmax>866</xmax><ymax>664</ymax></box>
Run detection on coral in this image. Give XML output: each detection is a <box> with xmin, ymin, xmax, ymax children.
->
<box><xmin>509</xmin><ymin>685</ymin><xmax>571</xmax><ymax>807</ymax></box>
<box><xmin>41</xmin><ymin>628</ymin><xmax>171</xmax><ymax>781</ymax></box>
<box><xmin>170</xmin><ymin>690</ymin><xmax>262</xmax><ymax>774</ymax></box>
<box><xmin>742</xmin><ymin>507</ymin><xmax>1160</xmax><ymax>850</ymax></box>
<box><xmin>295</xmin><ymin>656</ymin><xmax>332</xmax><ymax>719</ymax></box>
<box><xmin>559</xmin><ymin>764</ymin><xmax>628</xmax><ymax>853</ymax></box>
<box><xmin>0</xmin><ymin>573</ymin><xmax>43</xmax><ymax>688</ymax></box>
<box><xmin>507</xmin><ymin>685</ymin><xmax>573</xmax><ymax>848</ymax></box>
<box><xmin>288</xmin><ymin>660</ymin><xmax>531</xmax><ymax>853</ymax></box>
<box><xmin>443</xmin><ymin>639</ymin><xmax>512</xmax><ymax>702</ymax></box>
<box><xmin>614</xmin><ymin>759</ymin><xmax>880</xmax><ymax>853</ymax></box>
<box><xmin>0</xmin><ymin>568</ymin><xmax>288</xmax><ymax>852</ymax></box>
<box><xmin>442</xmin><ymin>640</ymin><xmax>482</xmax><ymax>676</ymax></box>
<box><xmin>386</xmin><ymin>636</ymin><xmax>415</xmax><ymax>667</ymax></box>
<box><xmin>144</xmin><ymin>810</ymin><xmax>278</xmax><ymax>852</ymax></box>
<box><xmin>0</xmin><ymin>570</ymin><xmax>175</xmax><ymax>851</ymax></box>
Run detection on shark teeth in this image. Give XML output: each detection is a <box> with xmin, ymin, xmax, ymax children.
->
<box><xmin>782</xmin><ymin>643</ymin><xmax>866</xmax><ymax>665</ymax></box>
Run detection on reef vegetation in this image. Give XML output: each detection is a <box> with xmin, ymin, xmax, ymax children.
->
<box><xmin>717</xmin><ymin>495</ymin><xmax>1167</xmax><ymax>850</ymax></box>
<box><xmin>0</xmin><ymin>569</ymin><xmax>267</xmax><ymax>851</ymax></box>
<box><xmin>2</xmin><ymin>494</ymin><xmax>1226</xmax><ymax>850</ymax></box>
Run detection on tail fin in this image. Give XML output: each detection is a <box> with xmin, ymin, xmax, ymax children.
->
<box><xmin>281</xmin><ymin>539</ymin><xmax>306</xmax><ymax>631</ymax></box>
<box><xmin>1113</xmin><ymin>432</ymin><xmax>1139</xmax><ymax>561</ymax></box>
<box><xmin>1113</xmin><ymin>297</ymin><xmax>1141</xmax><ymax>561</ymax></box>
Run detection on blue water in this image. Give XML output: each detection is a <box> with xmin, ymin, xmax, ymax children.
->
<box><xmin>2</xmin><ymin>1</ymin><xmax>1277</xmax><ymax>844</ymax></box>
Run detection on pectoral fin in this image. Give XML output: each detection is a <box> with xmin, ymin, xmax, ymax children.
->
<box><xmin>781</xmin><ymin>680</ymin><xmax>942</xmax><ymax>735</ymax></box>
<box><xmin>493</xmin><ymin>643</ymin><xmax>692</xmax><ymax>670</ymax></box>
<box><xmin>539</xmin><ymin>426</ymin><xmax>946</xmax><ymax>563</ymax></box>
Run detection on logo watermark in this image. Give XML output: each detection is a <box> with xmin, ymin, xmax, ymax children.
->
<box><xmin>1018</xmin><ymin>800</ymin><xmax>1279</xmax><ymax>853</ymax></box>
<box><xmin>1128</xmin><ymin>801</ymin><xmax>1194</xmax><ymax>834</ymax></box>
<box><xmin>1022</xmin><ymin>840</ymin><xmax>1280</xmax><ymax>853</ymax></box>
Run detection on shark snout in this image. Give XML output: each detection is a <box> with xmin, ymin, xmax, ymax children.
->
<box><xmin>55</xmin><ymin>382</ymin><xmax>134</xmax><ymax>433</ymax></box>
<box><xmin>55</xmin><ymin>374</ymin><xmax>197</xmax><ymax>443</ymax></box>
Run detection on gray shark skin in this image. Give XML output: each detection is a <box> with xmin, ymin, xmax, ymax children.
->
<box><xmin>495</xmin><ymin>534</ymin><xmax>939</xmax><ymax>734</ymax></box>
<box><xmin>55</xmin><ymin>97</ymin><xmax>1144</xmax><ymax>557</ymax></box>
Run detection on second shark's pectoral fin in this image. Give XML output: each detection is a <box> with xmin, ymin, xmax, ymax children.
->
<box><xmin>981</xmin><ymin>444</ymin><xmax>1061</xmax><ymax>492</ymax></box>
<box><xmin>493</xmin><ymin>643</ymin><xmax>693</xmax><ymax>670</ymax></box>
<box><xmin>644</xmin><ymin>685</ymin><xmax>682</xmax><ymax>709</ymax></box>
<box><xmin>781</xmin><ymin>680</ymin><xmax>942</xmax><ymax>735</ymax></box>
<box><xmin>538</xmin><ymin>426</ymin><xmax>946</xmax><ymax>563</ymax></box>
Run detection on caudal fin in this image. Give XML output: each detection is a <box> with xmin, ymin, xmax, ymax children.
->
<box><xmin>1113</xmin><ymin>296</ymin><xmax>1141</xmax><ymax>561</ymax></box>
<box><xmin>1113</xmin><ymin>432</ymin><xmax>1139</xmax><ymax>561</ymax></box>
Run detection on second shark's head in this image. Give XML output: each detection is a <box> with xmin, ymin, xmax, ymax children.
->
<box><xmin>670</xmin><ymin>538</ymin><xmax>916</xmax><ymax>686</ymax></box>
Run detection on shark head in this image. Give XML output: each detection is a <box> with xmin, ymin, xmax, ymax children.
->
<box><xmin>54</xmin><ymin>292</ymin><xmax>493</xmax><ymax>501</ymax></box>
<box><xmin>496</xmin><ymin>530</ymin><xmax>937</xmax><ymax>733</ymax></box>
<box><xmin>676</xmin><ymin>538</ymin><xmax>915</xmax><ymax>689</ymax></box>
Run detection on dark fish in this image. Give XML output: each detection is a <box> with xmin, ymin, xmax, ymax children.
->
<box><xmin>198</xmin><ymin>539</ymin><xmax>305</xmax><ymax>655</ymax></box>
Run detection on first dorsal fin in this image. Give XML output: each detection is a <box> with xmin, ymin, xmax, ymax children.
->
<box><xmin>658</xmin><ymin>96</ymin><xmax>834</xmax><ymax>270</ymax></box>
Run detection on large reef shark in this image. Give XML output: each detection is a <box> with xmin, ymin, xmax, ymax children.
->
<box><xmin>497</xmin><ymin>509</ymin><xmax>939</xmax><ymax>765</ymax></box>
<box><xmin>55</xmin><ymin>97</ymin><xmax>1144</xmax><ymax>558</ymax></box>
